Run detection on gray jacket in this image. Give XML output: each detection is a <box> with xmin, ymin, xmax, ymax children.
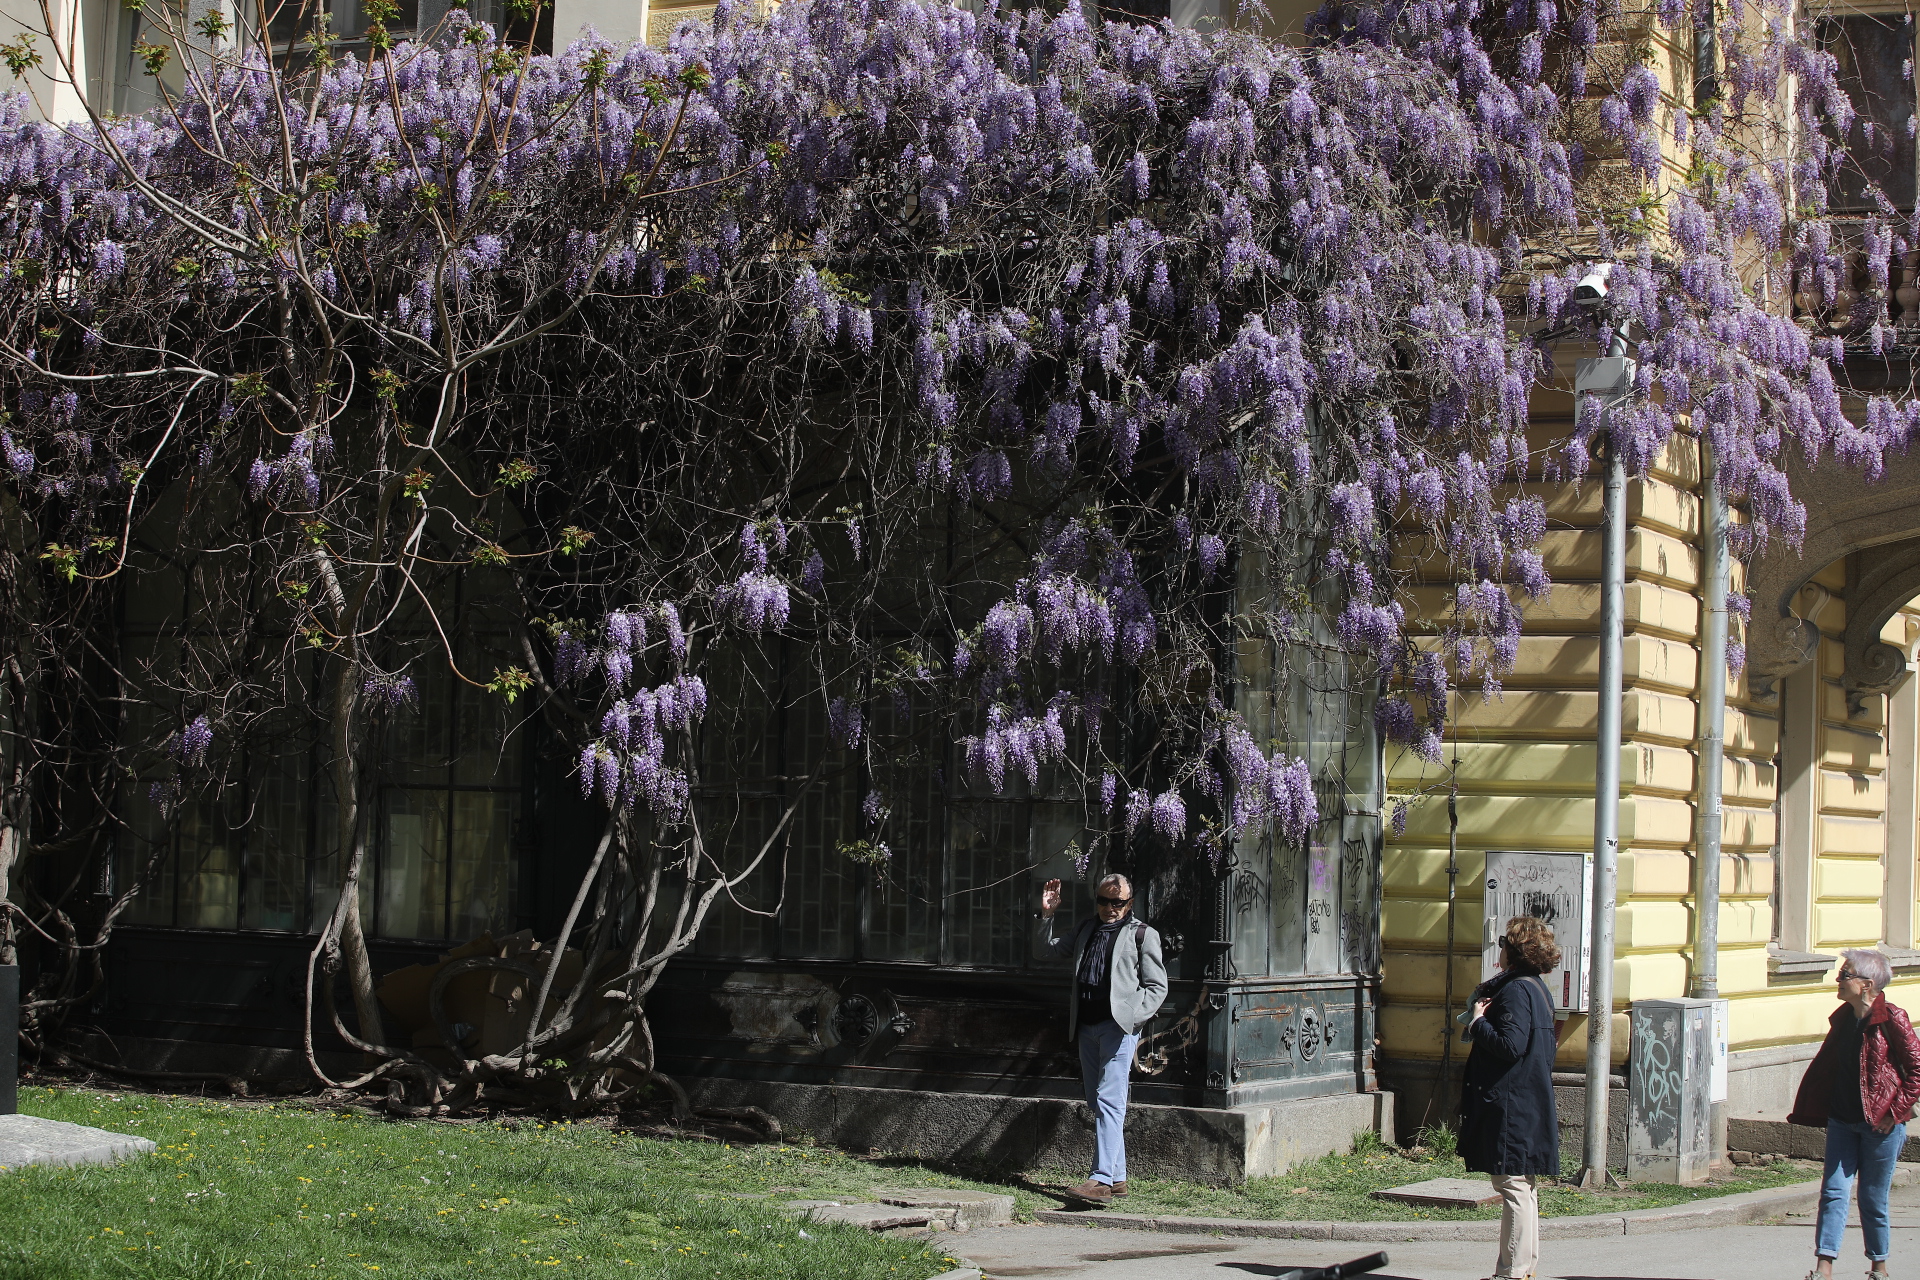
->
<box><xmin>1036</xmin><ymin>912</ymin><xmax>1169</xmax><ymax>1037</ymax></box>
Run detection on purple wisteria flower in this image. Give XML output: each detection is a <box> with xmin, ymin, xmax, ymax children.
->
<box><xmin>577</xmin><ymin>674</ymin><xmax>710</xmax><ymax>817</ymax></box>
<box><xmin>169</xmin><ymin>715</ymin><xmax>213</xmax><ymax>767</ymax></box>
<box><xmin>828</xmin><ymin>697</ymin><xmax>864</xmax><ymax>749</ymax></box>
<box><xmin>718</xmin><ymin>572</ymin><xmax>790</xmax><ymax>633</ymax></box>
<box><xmin>1</xmin><ymin>433</ymin><xmax>33</xmax><ymax>475</ymax></box>
<box><xmin>0</xmin><ymin>0</ymin><xmax>1888</xmax><ymax>896</ymax></box>
<box><xmin>1149</xmin><ymin>790</ymin><xmax>1186</xmax><ymax>841</ymax></box>
<box><xmin>363</xmin><ymin>673</ymin><xmax>418</xmax><ymax>712</ymax></box>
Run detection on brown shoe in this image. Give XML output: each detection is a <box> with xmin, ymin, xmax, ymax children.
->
<box><xmin>1111</xmin><ymin>1181</ymin><xmax>1128</xmax><ymax>1197</ymax></box>
<box><xmin>1065</xmin><ymin>1179</ymin><xmax>1114</xmax><ymax>1204</ymax></box>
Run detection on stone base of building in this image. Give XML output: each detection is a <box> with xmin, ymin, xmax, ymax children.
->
<box><xmin>684</xmin><ymin>1076</ymin><xmax>1393</xmax><ymax>1184</ymax></box>
<box><xmin>1378</xmin><ymin>1060</ymin><xmax>1627</xmax><ymax>1166</ymax></box>
<box><xmin>1727</xmin><ymin>1117</ymin><xmax>1920</xmax><ymax>1163</ymax></box>
<box><xmin>62</xmin><ymin>1032</ymin><xmax>361</xmax><ymax>1088</ymax></box>
<box><xmin>1722</xmin><ymin>1041</ymin><xmax>1821</xmax><ymax>1122</ymax></box>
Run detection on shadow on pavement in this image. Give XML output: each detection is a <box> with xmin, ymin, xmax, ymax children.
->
<box><xmin>1213</xmin><ymin>1268</ymin><xmax>1421</xmax><ymax>1280</ymax></box>
<box><xmin>1080</xmin><ymin>1244</ymin><xmax>1238</xmax><ymax>1260</ymax></box>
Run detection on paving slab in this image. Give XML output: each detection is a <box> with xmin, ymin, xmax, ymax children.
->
<box><xmin>1369</xmin><ymin>1179</ymin><xmax>1501</xmax><ymax>1209</ymax></box>
<box><xmin>0</xmin><ymin>1112</ymin><xmax>154</xmax><ymax>1171</ymax></box>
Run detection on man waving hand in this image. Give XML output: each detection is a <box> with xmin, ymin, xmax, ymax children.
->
<box><xmin>1037</xmin><ymin>872</ymin><xmax>1168</xmax><ymax>1205</ymax></box>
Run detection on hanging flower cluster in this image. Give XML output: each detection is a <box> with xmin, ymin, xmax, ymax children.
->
<box><xmin>554</xmin><ymin>604</ymin><xmax>683</xmax><ymax>689</ymax></box>
<box><xmin>362</xmin><ymin>673</ymin><xmax>418</xmax><ymax>712</ymax></box>
<box><xmin>579</xmin><ymin>671</ymin><xmax>709</xmax><ymax>815</ymax></box>
<box><xmin>0</xmin><ymin>0</ymin><xmax>1902</xmax><ymax>863</ymax></box>
<box><xmin>167</xmin><ymin>715</ymin><xmax>213</xmax><ymax>767</ymax></box>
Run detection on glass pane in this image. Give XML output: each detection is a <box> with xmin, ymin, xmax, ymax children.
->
<box><xmin>1027</xmin><ymin>801</ymin><xmax>1091</xmax><ymax>970</ymax></box>
<box><xmin>453</xmin><ymin>637</ymin><xmax>522</xmax><ymax>787</ymax></box>
<box><xmin>117</xmin><ymin>785</ymin><xmax>175</xmax><ymax>926</ymax></box>
<box><xmin>177</xmin><ymin>799</ymin><xmax>239</xmax><ymax>930</ymax></box>
<box><xmin>123</xmin><ymin>550</ymin><xmax>184</xmax><ymax>632</ymax></box>
<box><xmin>693</xmin><ymin>796</ymin><xmax>781</xmax><ymax>959</ymax></box>
<box><xmin>1820</xmin><ymin>15</ymin><xmax>1917</xmax><ymax>211</ymax></box>
<box><xmin>864</xmin><ymin>699</ymin><xmax>942</xmax><ymax>963</ymax></box>
<box><xmin>243</xmin><ymin>747</ymin><xmax>309</xmax><ymax>932</ymax></box>
<box><xmin>781</xmin><ymin>794</ymin><xmax>860</xmax><ymax>959</ymax></box>
<box><xmin>308</xmin><ymin>762</ymin><xmax>358</xmax><ymax>932</ymax></box>
<box><xmin>948</xmin><ymin>801</ymin><xmax>1027</xmax><ymax>967</ymax></box>
<box><xmin>1228</xmin><ymin>834</ymin><xmax>1272</xmax><ymax>977</ymax></box>
<box><xmin>1340</xmin><ymin>813</ymin><xmax>1381</xmax><ymax>976</ymax></box>
<box><xmin>380</xmin><ymin>789</ymin><xmax>449</xmax><ymax>939</ymax></box>
<box><xmin>778</xmin><ymin>690</ymin><xmax>859</xmax><ymax>959</ymax></box>
<box><xmin>1271</xmin><ymin>825</ymin><xmax>1306</xmax><ymax>975</ymax></box>
<box><xmin>698</xmin><ymin>645</ymin><xmax>780</xmax><ymax>788</ymax></box>
<box><xmin>385</xmin><ymin>657</ymin><xmax>452</xmax><ymax>786</ymax></box>
<box><xmin>450</xmin><ymin>791</ymin><xmax>518</xmax><ymax>940</ymax></box>
<box><xmin>1303</xmin><ymin>818</ymin><xmax>1342</xmax><ymax>975</ymax></box>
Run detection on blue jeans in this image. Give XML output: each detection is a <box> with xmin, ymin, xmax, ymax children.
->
<box><xmin>1077</xmin><ymin>1018</ymin><xmax>1138</xmax><ymax>1186</ymax></box>
<box><xmin>1817</xmin><ymin>1118</ymin><xmax>1908</xmax><ymax>1262</ymax></box>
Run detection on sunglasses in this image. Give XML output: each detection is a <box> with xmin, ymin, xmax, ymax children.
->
<box><xmin>1840</xmin><ymin>968</ymin><xmax>1861</xmax><ymax>981</ymax></box>
<box><xmin>1096</xmin><ymin>895</ymin><xmax>1132</xmax><ymax>907</ymax></box>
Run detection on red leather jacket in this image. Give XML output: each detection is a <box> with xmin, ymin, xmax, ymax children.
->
<box><xmin>1789</xmin><ymin>993</ymin><xmax>1920</xmax><ymax>1129</ymax></box>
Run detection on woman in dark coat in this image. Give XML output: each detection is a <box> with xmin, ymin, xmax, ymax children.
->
<box><xmin>1460</xmin><ymin>916</ymin><xmax>1562</xmax><ymax>1280</ymax></box>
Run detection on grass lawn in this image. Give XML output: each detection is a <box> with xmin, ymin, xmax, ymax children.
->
<box><xmin>0</xmin><ymin>1085</ymin><xmax>987</xmax><ymax>1280</ymax></box>
<box><xmin>0</xmin><ymin>1086</ymin><xmax>1824</xmax><ymax>1278</ymax></box>
<box><xmin>1103</xmin><ymin>1131</ymin><xmax>1819</xmax><ymax>1223</ymax></box>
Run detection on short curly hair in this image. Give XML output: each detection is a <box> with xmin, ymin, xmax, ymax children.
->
<box><xmin>1504</xmin><ymin>916</ymin><xmax>1563</xmax><ymax>974</ymax></box>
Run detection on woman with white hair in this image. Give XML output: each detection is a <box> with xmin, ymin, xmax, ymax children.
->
<box><xmin>1789</xmin><ymin>948</ymin><xmax>1920</xmax><ymax>1280</ymax></box>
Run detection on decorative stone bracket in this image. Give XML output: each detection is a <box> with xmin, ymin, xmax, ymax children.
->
<box><xmin>1746</xmin><ymin>547</ymin><xmax>1920</xmax><ymax>712</ymax></box>
<box><xmin>1743</xmin><ymin>434</ymin><xmax>1920</xmax><ymax>705</ymax></box>
<box><xmin>1841</xmin><ymin>551</ymin><xmax>1920</xmax><ymax>715</ymax></box>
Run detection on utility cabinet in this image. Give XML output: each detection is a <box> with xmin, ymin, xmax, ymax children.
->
<box><xmin>1628</xmin><ymin>997</ymin><xmax>1716</xmax><ymax>1183</ymax></box>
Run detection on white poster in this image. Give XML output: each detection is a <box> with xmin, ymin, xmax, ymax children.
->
<box><xmin>1710</xmin><ymin>998</ymin><xmax>1730</xmax><ymax>1103</ymax></box>
<box><xmin>1482</xmin><ymin>849</ymin><xmax>1593</xmax><ymax>1015</ymax></box>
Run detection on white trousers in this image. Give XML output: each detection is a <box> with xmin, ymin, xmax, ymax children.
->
<box><xmin>1491</xmin><ymin>1172</ymin><xmax>1538</xmax><ymax>1279</ymax></box>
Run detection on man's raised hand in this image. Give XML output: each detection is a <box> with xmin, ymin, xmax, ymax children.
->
<box><xmin>1041</xmin><ymin>878</ymin><xmax>1062</xmax><ymax>916</ymax></box>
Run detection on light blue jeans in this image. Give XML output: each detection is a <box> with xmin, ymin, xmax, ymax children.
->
<box><xmin>1817</xmin><ymin>1118</ymin><xmax>1908</xmax><ymax>1262</ymax></box>
<box><xmin>1077</xmin><ymin>1018</ymin><xmax>1138</xmax><ymax>1186</ymax></box>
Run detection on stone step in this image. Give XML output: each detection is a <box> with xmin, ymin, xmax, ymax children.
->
<box><xmin>871</xmin><ymin>1187</ymin><xmax>1017</xmax><ymax>1229</ymax></box>
<box><xmin>0</xmin><ymin>1114</ymin><xmax>155</xmax><ymax>1171</ymax></box>
<box><xmin>783</xmin><ymin>1200</ymin><xmax>958</xmax><ymax>1231</ymax></box>
<box><xmin>1370</xmin><ymin>1177</ymin><xmax>1502</xmax><ymax>1209</ymax></box>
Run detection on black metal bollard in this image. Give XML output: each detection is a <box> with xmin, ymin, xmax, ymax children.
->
<box><xmin>0</xmin><ymin>964</ymin><xmax>16</xmax><ymax>1114</ymax></box>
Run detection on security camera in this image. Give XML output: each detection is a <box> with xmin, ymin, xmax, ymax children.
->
<box><xmin>1573</xmin><ymin>262</ymin><xmax>1615</xmax><ymax>308</ymax></box>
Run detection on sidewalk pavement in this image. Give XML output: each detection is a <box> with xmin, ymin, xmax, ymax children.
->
<box><xmin>947</xmin><ymin>1178</ymin><xmax>1920</xmax><ymax>1280</ymax></box>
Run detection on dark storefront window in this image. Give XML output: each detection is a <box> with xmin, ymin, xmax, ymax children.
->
<box><xmin>118</xmin><ymin>483</ymin><xmax>527</xmax><ymax>941</ymax></box>
<box><xmin>1819</xmin><ymin>13</ymin><xmax>1918</xmax><ymax>212</ymax></box>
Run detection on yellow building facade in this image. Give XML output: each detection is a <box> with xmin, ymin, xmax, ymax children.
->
<box><xmin>1378</xmin><ymin>399</ymin><xmax>1920</xmax><ymax>1145</ymax></box>
<box><xmin>1360</xmin><ymin>0</ymin><xmax>1920</xmax><ymax>1151</ymax></box>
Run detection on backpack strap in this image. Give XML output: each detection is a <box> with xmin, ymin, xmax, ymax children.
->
<box><xmin>1529</xmin><ymin>975</ymin><xmax>1555</xmax><ymax>1025</ymax></box>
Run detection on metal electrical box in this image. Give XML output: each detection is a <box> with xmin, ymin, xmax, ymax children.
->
<box><xmin>1481</xmin><ymin>849</ymin><xmax>1593</xmax><ymax>1016</ymax></box>
<box><xmin>1629</xmin><ymin>997</ymin><xmax>1716</xmax><ymax>1184</ymax></box>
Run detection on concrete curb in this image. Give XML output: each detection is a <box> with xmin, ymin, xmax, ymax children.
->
<box><xmin>1032</xmin><ymin>1176</ymin><xmax>1842</xmax><ymax>1242</ymax></box>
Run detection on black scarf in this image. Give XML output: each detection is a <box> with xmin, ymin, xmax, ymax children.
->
<box><xmin>1080</xmin><ymin>917</ymin><xmax>1128</xmax><ymax>987</ymax></box>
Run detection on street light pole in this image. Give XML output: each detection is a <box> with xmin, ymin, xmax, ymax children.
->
<box><xmin>1575</xmin><ymin>324</ymin><xmax>1633</xmax><ymax>1189</ymax></box>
